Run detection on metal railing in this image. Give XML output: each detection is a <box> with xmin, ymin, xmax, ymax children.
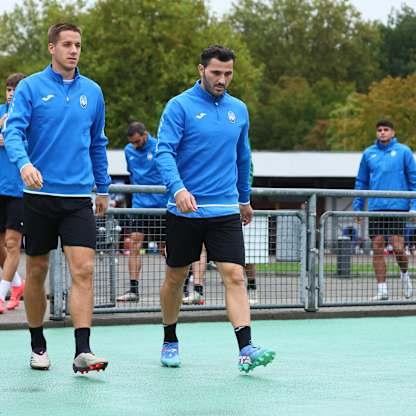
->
<box><xmin>48</xmin><ymin>186</ymin><xmax>416</xmax><ymax>319</ymax></box>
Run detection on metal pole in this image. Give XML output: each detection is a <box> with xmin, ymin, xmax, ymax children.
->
<box><xmin>305</xmin><ymin>194</ymin><xmax>318</xmax><ymax>312</ymax></box>
<box><xmin>49</xmin><ymin>245</ymin><xmax>64</xmax><ymax>320</ymax></box>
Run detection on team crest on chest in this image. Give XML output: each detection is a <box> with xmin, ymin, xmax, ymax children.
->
<box><xmin>80</xmin><ymin>95</ymin><xmax>88</xmax><ymax>109</ymax></box>
<box><xmin>228</xmin><ymin>111</ymin><xmax>237</xmax><ymax>123</ymax></box>
<box><xmin>147</xmin><ymin>152</ymin><xmax>153</xmax><ymax>161</ymax></box>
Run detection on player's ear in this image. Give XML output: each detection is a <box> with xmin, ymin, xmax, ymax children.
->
<box><xmin>197</xmin><ymin>64</ymin><xmax>204</xmax><ymax>77</ymax></box>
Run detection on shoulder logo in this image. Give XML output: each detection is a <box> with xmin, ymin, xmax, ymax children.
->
<box><xmin>147</xmin><ymin>151</ymin><xmax>153</xmax><ymax>161</ymax></box>
<box><xmin>42</xmin><ymin>94</ymin><xmax>55</xmax><ymax>102</ymax></box>
<box><xmin>80</xmin><ymin>95</ymin><xmax>88</xmax><ymax>109</ymax></box>
<box><xmin>370</xmin><ymin>154</ymin><xmax>377</xmax><ymax>158</ymax></box>
<box><xmin>228</xmin><ymin>111</ymin><xmax>237</xmax><ymax>123</ymax></box>
<box><xmin>196</xmin><ymin>112</ymin><xmax>207</xmax><ymax>119</ymax></box>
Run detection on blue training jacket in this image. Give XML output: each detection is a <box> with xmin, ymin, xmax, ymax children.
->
<box><xmin>353</xmin><ymin>138</ymin><xmax>416</xmax><ymax>211</ymax></box>
<box><xmin>0</xmin><ymin>103</ymin><xmax>23</xmax><ymax>197</ymax></box>
<box><xmin>4</xmin><ymin>65</ymin><xmax>111</xmax><ymax>196</ymax></box>
<box><xmin>124</xmin><ymin>133</ymin><xmax>168</xmax><ymax>208</ymax></box>
<box><xmin>156</xmin><ymin>81</ymin><xmax>251</xmax><ymax>218</ymax></box>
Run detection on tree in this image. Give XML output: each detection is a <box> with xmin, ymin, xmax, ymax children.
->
<box><xmin>327</xmin><ymin>75</ymin><xmax>416</xmax><ymax>150</ymax></box>
<box><xmin>229</xmin><ymin>0</ymin><xmax>381</xmax><ymax>91</ymax></box>
<box><xmin>379</xmin><ymin>5</ymin><xmax>416</xmax><ymax>77</ymax></box>
<box><xmin>0</xmin><ymin>0</ymin><xmax>87</xmax><ymax>79</ymax></box>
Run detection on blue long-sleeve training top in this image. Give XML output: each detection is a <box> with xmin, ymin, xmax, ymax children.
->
<box><xmin>124</xmin><ymin>133</ymin><xmax>168</xmax><ymax>208</ymax></box>
<box><xmin>156</xmin><ymin>80</ymin><xmax>251</xmax><ymax>218</ymax></box>
<box><xmin>0</xmin><ymin>103</ymin><xmax>23</xmax><ymax>197</ymax></box>
<box><xmin>353</xmin><ymin>138</ymin><xmax>416</xmax><ymax>211</ymax></box>
<box><xmin>4</xmin><ymin>65</ymin><xmax>111</xmax><ymax>197</ymax></box>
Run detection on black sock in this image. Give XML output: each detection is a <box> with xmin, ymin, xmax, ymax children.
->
<box><xmin>74</xmin><ymin>327</ymin><xmax>92</xmax><ymax>357</ymax></box>
<box><xmin>163</xmin><ymin>323</ymin><xmax>178</xmax><ymax>343</ymax></box>
<box><xmin>247</xmin><ymin>279</ymin><xmax>257</xmax><ymax>291</ymax></box>
<box><xmin>29</xmin><ymin>326</ymin><xmax>47</xmax><ymax>354</ymax></box>
<box><xmin>194</xmin><ymin>284</ymin><xmax>203</xmax><ymax>296</ymax></box>
<box><xmin>234</xmin><ymin>326</ymin><xmax>251</xmax><ymax>350</ymax></box>
<box><xmin>130</xmin><ymin>280</ymin><xmax>139</xmax><ymax>294</ymax></box>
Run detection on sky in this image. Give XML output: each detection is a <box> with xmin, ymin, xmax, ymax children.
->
<box><xmin>1</xmin><ymin>0</ymin><xmax>416</xmax><ymax>22</ymax></box>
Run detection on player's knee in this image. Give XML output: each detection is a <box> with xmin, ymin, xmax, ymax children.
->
<box><xmin>4</xmin><ymin>236</ymin><xmax>20</xmax><ymax>255</ymax></box>
<box><xmin>73</xmin><ymin>260</ymin><xmax>94</xmax><ymax>280</ymax></box>
<box><xmin>224</xmin><ymin>270</ymin><xmax>245</xmax><ymax>288</ymax></box>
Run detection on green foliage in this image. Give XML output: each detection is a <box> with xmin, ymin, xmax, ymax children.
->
<box><xmin>327</xmin><ymin>75</ymin><xmax>416</xmax><ymax>150</ymax></box>
<box><xmin>229</xmin><ymin>0</ymin><xmax>381</xmax><ymax>90</ymax></box>
<box><xmin>0</xmin><ymin>0</ymin><xmax>86</xmax><ymax>77</ymax></box>
<box><xmin>379</xmin><ymin>5</ymin><xmax>416</xmax><ymax>77</ymax></box>
<box><xmin>0</xmin><ymin>0</ymin><xmax>416</xmax><ymax>151</ymax></box>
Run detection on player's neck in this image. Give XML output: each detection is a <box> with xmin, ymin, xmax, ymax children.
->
<box><xmin>51</xmin><ymin>63</ymin><xmax>76</xmax><ymax>80</ymax></box>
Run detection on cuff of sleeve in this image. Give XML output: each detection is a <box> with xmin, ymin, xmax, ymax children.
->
<box><xmin>96</xmin><ymin>184</ymin><xmax>109</xmax><ymax>194</ymax></box>
<box><xmin>171</xmin><ymin>180</ymin><xmax>185</xmax><ymax>197</ymax></box>
<box><xmin>18</xmin><ymin>159</ymin><xmax>31</xmax><ymax>172</ymax></box>
<box><xmin>174</xmin><ymin>187</ymin><xmax>186</xmax><ymax>198</ymax></box>
<box><xmin>238</xmin><ymin>191</ymin><xmax>250</xmax><ymax>204</ymax></box>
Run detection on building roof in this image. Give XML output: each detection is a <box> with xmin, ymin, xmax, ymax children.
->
<box><xmin>108</xmin><ymin>150</ymin><xmax>363</xmax><ymax>178</ymax></box>
<box><xmin>252</xmin><ymin>151</ymin><xmax>362</xmax><ymax>178</ymax></box>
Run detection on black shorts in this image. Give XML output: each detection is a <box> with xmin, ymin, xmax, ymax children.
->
<box><xmin>0</xmin><ymin>195</ymin><xmax>23</xmax><ymax>233</ymax></box>
<box><xmin>369</xmin><ymin>213</ymin><xmax>406</xmax><ymax>238</ymax></box>
<box><xmin>23</xmin><ymin>194</ymin><xmax>96</xmax><ymax>256</ymax></box>
<box><xmin>120</xmin><ymin>214</ymin><xmax>166</xmax><ymax>242</ymax></box>
<box><xmin>166</xmin><ymin>212</ymin><xmax>245</xmax><ymax>267</ymax></box>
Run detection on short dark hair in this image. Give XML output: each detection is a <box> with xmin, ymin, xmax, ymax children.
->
<box><xmin>376</xmin><ymin>120</ymin><xmax>394</xmax><ymax>129</ymax></box>
<box><xmin>48</xmin><ymin>23</ymin><xmax>81</xmax><ymax>44</ymax></box>
<box><xmin>127</xmin><ymin>121</ymin><xmax>146</xmax><ymax>137</ymax></box>
<box><xmin>200</xmin><ymin>45</ymin><xmax>235</xmax><ymax>67</ymax></box>
<box><xmin>6</xmin><ymin>73</ymin><xmax>25</xmax><ymax>88</ymax></box>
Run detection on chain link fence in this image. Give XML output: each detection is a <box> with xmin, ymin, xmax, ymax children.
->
<box><xmin>48</xmin><ymin>187</ymin><xmax>416</xmax><ymax>319</ymax></box>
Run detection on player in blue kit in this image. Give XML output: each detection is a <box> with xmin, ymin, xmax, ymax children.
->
<box><xmin>4</xmin><ymin>23</ymin><xmax>110</xmax><ymax>373</ymax></box>
<box><xmin>156</xmin><ymin>45</ymin><xmax>275</xmax><ymax>373</ymax></box>
<box><xmin>117</xmin><ymin>121</ymin><xmax>168</xmax><ymax>301</ymax></box>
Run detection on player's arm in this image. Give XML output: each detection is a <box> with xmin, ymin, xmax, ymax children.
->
<box><xmin>352</xmin><ymin>153</ymin><xmax>369</xmax><ymax>212</ymax></box>
<box><xmin>156</xmin><ymin>99</ymin><xmax>196</xmax><ymax>212</ymax></box>
<box><xmin>236</xmin><ymin>105</ymin><xmax>252</xmax><ymax>224</ymax></box>
<box><xmin>90</xmin><ymin>89</ymin><xmax>111</xmax><ymax>215</ymax></box>
<box><xmin>404</xmin><ymin>148</ymin><xmax>416</xmax><ymax>211</ymax></box>
<box><xmin>4</xmin><ymin>81</ymin><xmax>43</xmax><ymax>189</ymax></box>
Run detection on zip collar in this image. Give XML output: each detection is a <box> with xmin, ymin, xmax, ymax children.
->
<box><xmin>44</xmin><ymin>64</ymin><xmax>80</xmax><ymax>84</ymax></box>
<box><xmin>375</xmin><ymin>137</ymin><xmax>397</xmax><ymax>151</ymax></box>
<box><xmin>192</xmin><ymin>80</ymin><xmax>226</xmax><ymax>104</ymax></box>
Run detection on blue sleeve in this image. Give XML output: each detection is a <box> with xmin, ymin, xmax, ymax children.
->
<box><xmin>3</xmin><ymin>81</ymin><xmax>32</xmax><ymax>170</ymax></box>
<box><xmin>155</xmin><ymin>99</ymin><xmax>185</xmax><ymax>196</ymax></box>
<box><xmin>352</xmin><ymin>153</ymin><xmax>369</xmax><ymax>211</ymax></box>
<box><xmin>89</xmin><ymin>89</ymin><xmax>111</xmax><ymax>194</ymax></box>
<box><xmin>236</xmin><ymin>106</ymin><xmax>251</xmax><ymax>204</ymax></box>
<box><xmin>404</xmin><ymin>148</ymin><xmax>416</xmax><ymax>210</ymax></box>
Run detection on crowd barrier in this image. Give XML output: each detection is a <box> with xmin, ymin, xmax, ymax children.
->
<box><xmin>48</xmin><ymin>186</ymin><xmax>416</xmax><ymax>319</ymax></box>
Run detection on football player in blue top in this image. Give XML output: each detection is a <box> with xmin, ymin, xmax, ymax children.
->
<box><xmin>4</xmin><ymin>23</ymin><xmax>110</xmax><ymax>374</ymax></box>
<box><xmin>117</xmin><ymin>121</ymin><xmax>168</xmax><ymax>302</ymax></box>
<box><xmin>156</xmin><ymin>45</ymin><xmax>275</xmax><ymax>373</ymax></box>
<box><xmin>0</xmin><ymin>73</ymin><xmax>26</xmax><ymax>314</ymax></box>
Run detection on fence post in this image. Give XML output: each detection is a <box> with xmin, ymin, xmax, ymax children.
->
<box><xmin>106</xmin><ymin>213</ymin><xmax>117</xmax><ymax>305</ymax></box>
<box><xmin>305</xmin><ymin>194</ymin><xmax>318</xmax><ymax>311</ymax></box>
<box><xmin>49</xmin><ymin>244</ymin><xmax>65</xmax><ymax>320</ymax></box>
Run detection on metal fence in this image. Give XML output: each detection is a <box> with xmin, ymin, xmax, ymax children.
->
<box><xmin>48</xmin><ymin>186</ymin><xmax>416</xmax><ymax>319</ymax></box>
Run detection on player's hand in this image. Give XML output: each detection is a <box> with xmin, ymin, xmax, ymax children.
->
<box><xmin>175</xmin><ymin>189</ymin><xmax>197</xmax><ymax>213</ymax></box>
<box><xmin>0</xmin><ymin>134</ymin><xmax>3</xmax><ymax>146</ymax></box>
<box><xmin>240</xmin><ymin>203</ymin><xmax>253</xmax><ymax>226</ymax></box>
<box><xmin>21</xmin><ymin>164</ymin><xmax>43</xmax><ymax>189</ymax></box>
<box><xmin>95</xmin><ymin>195</ymin><xmax>109</xmax><ymax>217</ymax></box>
<box><xmin>354</xmin><ymin>216</ymin><xmax>362</xmax><ymax>224</ymax></box>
